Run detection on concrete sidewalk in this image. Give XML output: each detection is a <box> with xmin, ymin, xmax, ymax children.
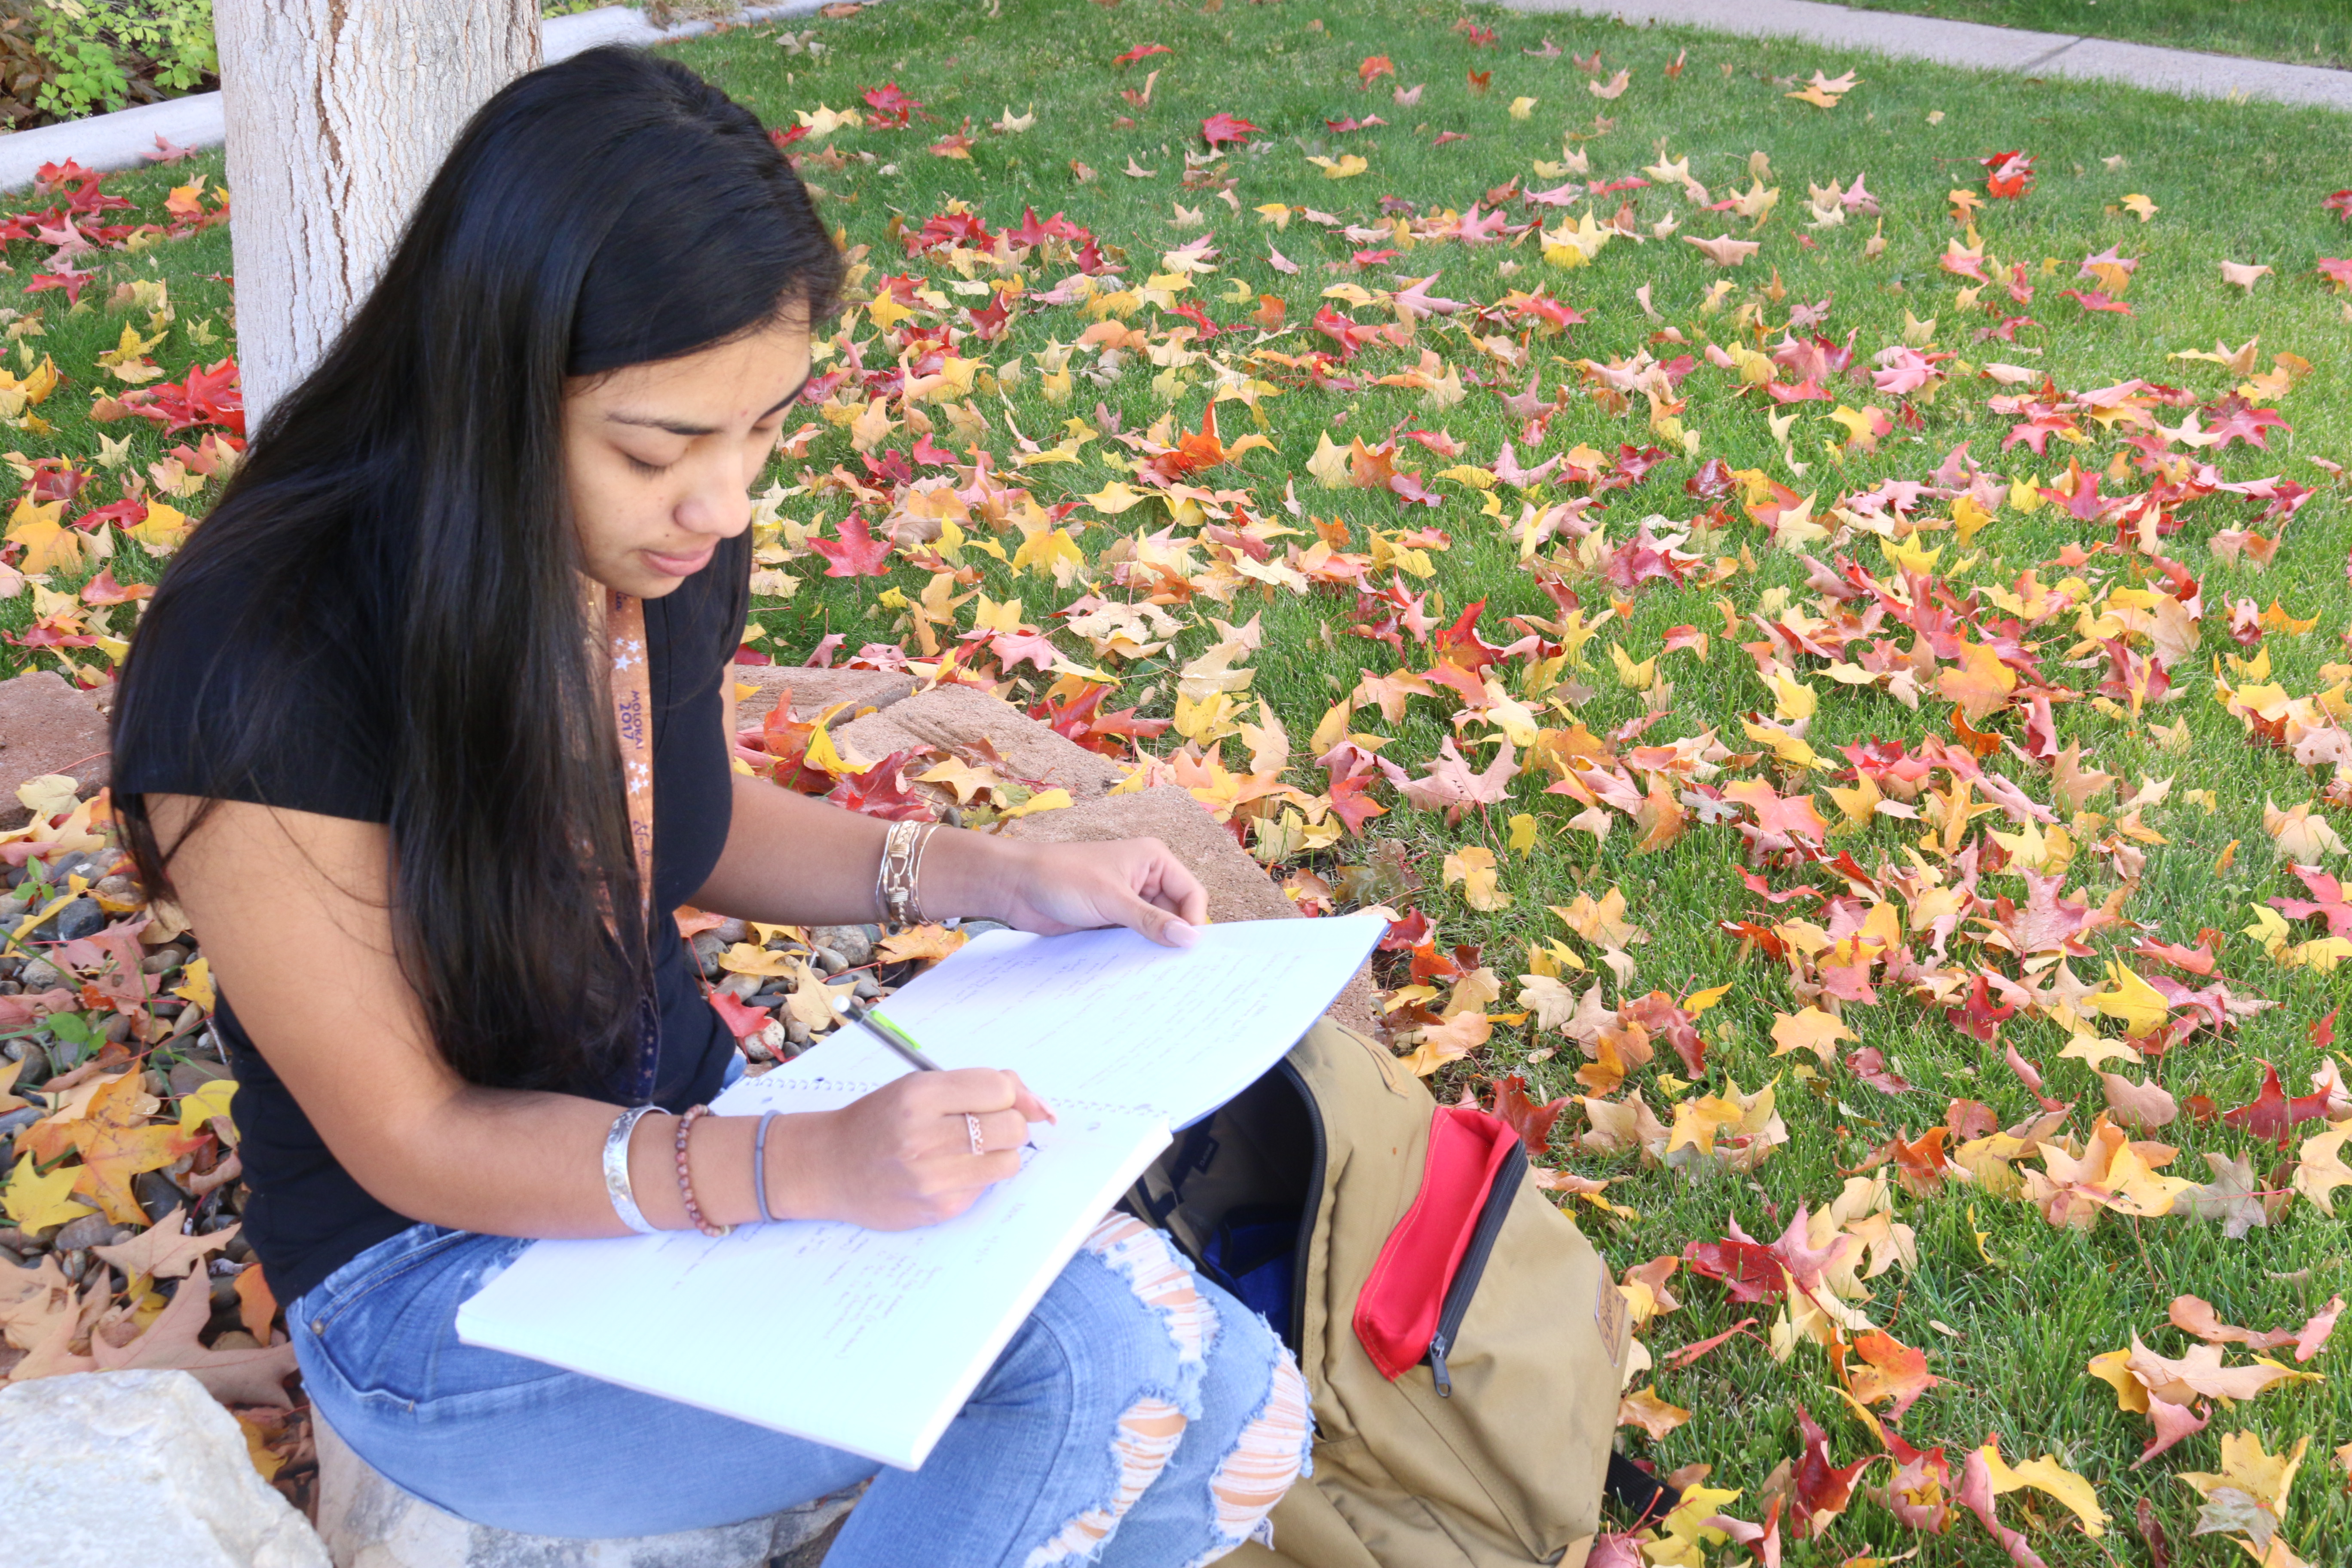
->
<box><xmin>1504</xmin><ymin>0</ymin><xmax>2352</xmax><ymax>113</ymax></box>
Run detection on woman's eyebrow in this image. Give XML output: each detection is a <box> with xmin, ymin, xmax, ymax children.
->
<box><xmin>604</xmin><ymin>376</ymin><xmax>814</xmax><ymax>438</ymax></box>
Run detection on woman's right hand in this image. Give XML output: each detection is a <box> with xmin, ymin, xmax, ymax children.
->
<box><xmin>775</xmin><ymin>1068</ymin><xmax>1053</xmax><ymax>1230</ymax></box>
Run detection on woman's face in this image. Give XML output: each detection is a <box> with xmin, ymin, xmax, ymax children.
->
<box><xmin>563</xmin><ymin>312</ymin><xmax>813</xmax><ymax>599</ymax></box>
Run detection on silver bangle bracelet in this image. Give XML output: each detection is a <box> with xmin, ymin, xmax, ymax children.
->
<box><xmin>603</xmin><ymin>1104</ymin><xmax>662</xmax><ymax>1235</ymax></box>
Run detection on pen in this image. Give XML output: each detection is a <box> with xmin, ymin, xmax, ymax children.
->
<box><xmin>833</xmin><ymin>997</ymin><xmax>1057</xmax><ymax>1135</ymax></box>
<box><xmin>837</xmin><ymin>998</ymin><xmax>938</xmax><ymax>1074</ymax></box>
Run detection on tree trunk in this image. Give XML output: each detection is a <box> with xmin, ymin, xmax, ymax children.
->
<box><xmin>216</xmin><ymin>0</ymin><xmax>541</xmax><ymax>426</ymax></box>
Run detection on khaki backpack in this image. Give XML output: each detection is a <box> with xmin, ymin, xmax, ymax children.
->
<box><xmin>1128</xmin><ymin>1018</ymin><xmax>1632</xmax><ymax>1568</ymax></box>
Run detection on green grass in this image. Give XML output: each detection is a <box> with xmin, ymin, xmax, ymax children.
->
<box><xmin>9</xmin><ymin>0</ymin><xmax>2352</xmax><ymax>1558</ymax></box>
<box><xmin>1832</xmin><ymin>0</ymin><xmax>2352</xmax><ymax>70</ymax></box>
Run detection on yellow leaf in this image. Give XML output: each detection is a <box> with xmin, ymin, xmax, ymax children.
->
<box><xmin>997</xmin><ymin>788</ymin><xmax>1074</xmax><ymax>820</ymax></box>
<box><xmin>876</xmin><ymin>924</ymin><xmax>968</xmax><ymax>963</ymax></box>
<box><xmin>2094</xmin><ymin>962</ymin><xmax>2168</xmax><ymax>1035</ymax></box>
<box><xmin>1683</xmin><ymin>983</ymin><xmax>1734</xmax><ymax>1016</ymax></box>
<box><xmin>717</xmin><ymin>941</ymin><xmax>799</xmax><ymax>978</ymax></box>
<box><xmin>1508</xmin><ymin>96</ymin><xmax>1537</xmax><ymax>120</ymax></box>
<box><xmin>4</xmin><ymin>493</ymin><xmax>79</xmax><ymax>576</ymax></box>
<box><xmin>170</xmin><ymin>955</ymin><xmax>213</xmax><ymax>1014</ymax></box>
<box><xmin>1770</xmin><ymin>1006</ymin><xmax>1853</xmax><ymax>1064</ymax></box>
<box><xmin>177</xmin><ymin>1078</ymin><xmax>236</xmax><ymax>1135</ymax></box>
<box><xmin>1767</xmin><ymin>668</ymin><xmax>1815</xmax><ymax>722</ymax></box>
<box><xmin>1975</xmin><ymin>1442</ymin><xmax>2107</xmax><ymax>1538</ymax></box>
<box><xmin>1304</xmin><ymin>153</ymin><xmax>1368</xmax><ymax>180</ymax></box>
<box><xmin>3</xmin><ymin>1152</ymin><xmax>94</xmax><ymax>1232</ymax></box>
<box><xmin>1507</xmin><ymin>813</ymin><xmax>1539</xmax><ymax>854</ymax></box>
<box><xmin>1442</xmin><ymin>845</ymin><xmax>1511</xmax><ymax>911</ymax></box>
<box><xmin>1085</xmin><ymin>480</ymin><xmax>1149</xmax><ymax>514</ymax></box>
<box><xmin>124</xmin><ymin>499</ymin><xmax>190</xmax><ymax>552</ymax></box>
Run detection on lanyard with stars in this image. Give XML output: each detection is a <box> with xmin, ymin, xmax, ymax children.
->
<box><xmin>603</xmin><ymin>588</ymin><xmax>662</xmax><ymax>1101</ymax></box>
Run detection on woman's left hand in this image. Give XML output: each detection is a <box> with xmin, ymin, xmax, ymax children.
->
<box><xmin>985</xmin><ymin>837</ymin><xmax>1207</xmax><ymax>948</ymax></box>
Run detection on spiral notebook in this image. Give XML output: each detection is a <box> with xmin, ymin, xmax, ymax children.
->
<box><xmin>454</xmin><ymin>915</ymin><xmax>1383</xmax><ymax>1469</ymax></box>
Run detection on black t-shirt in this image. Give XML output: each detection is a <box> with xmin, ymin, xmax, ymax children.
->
<box><xmin>113</xmin><ymin>532</ymin><xmax>749</xmax><ymax>1305</ymax></box>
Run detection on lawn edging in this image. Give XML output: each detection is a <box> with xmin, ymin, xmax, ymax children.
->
<box><xmin>0</xmin><ymin>0</ymin><xmax>876</xmax><ymax>194</ymax></box>
<box><xmin>1507</xmin><ymin>0</ymin><xmax>2352</xmax><ymax>111</ymax></box>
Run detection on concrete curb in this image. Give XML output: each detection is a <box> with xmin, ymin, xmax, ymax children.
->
<box><xmin>1501</xmin><ymin>0</ymin><xmax>2352</xmax><ymax>112</ymax></box>
<box><xmin>0</xmin><ymin>1</ymin><xmax>862</xmax><ymax>194</ymax></box>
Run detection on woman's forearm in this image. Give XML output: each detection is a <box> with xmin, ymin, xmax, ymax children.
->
<box><xmin>691</xmin><ymin>774</ymin><xmax>1026</xmax><ymax>927</ymax></box>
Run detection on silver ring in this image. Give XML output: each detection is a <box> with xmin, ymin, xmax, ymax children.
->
<box><xmin>966</xmin><ymin>1113</ymin><xmax>985</xmax><ymax>1156</ymax></box>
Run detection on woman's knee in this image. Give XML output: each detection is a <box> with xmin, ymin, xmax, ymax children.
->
<box><xmin>1015</xmin><ymin>1216</ymin><xmax>1218</xmax><ymax>1563</ymax></box>
<box><xmin>1194</xmin><ymin>1354</ymin><xmax>1311</xmax><ymax>1563</ymax></box>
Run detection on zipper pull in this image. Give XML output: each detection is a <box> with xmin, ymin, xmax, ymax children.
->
<box><xmin>1428</xmin><ymin>1333</ymin><xmax>1453</xmax><ymax>1397</ymax></box>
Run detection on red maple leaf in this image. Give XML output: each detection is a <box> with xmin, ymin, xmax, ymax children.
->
<box><xmin>1200</xmin><ymin>113</ymin><xmax>1260</xmax><ymax>147</ymax></box>
<box><xmin>124</xmin><ymin>357</ymin><xmax>245</xmax><ymax>436</ymax></box>
<box><xmin>1376</xmin><ymin>908</ymin><xmax>1431</xmax><ymax>951</ymax></box>
<box><xmin>1942</xmin><ymin>973</ymin><xmax>2016</xmax><ymax>1043</ymax></box>
<box><xmin>1466</xmin><ymin>68</ymin><xmax>1492</xmax><ymax>92</ymax></box>
<box><xmin>1981</xmin><ymin>150</ymin><xmax>2034</xmax><ymax>199</ymax></box>
<box><xmin>1792</xmin><ymin>1404</ymin><xmax>1877</xmax><ymax>1538</ymax></box>
<box><xmin>2324</xmin><ymin>190</ymin><xmax>2352</xmax><ymax>222</ymax></box>
<box><xmin>1027</xmin><ymin>682</ymin><xmax>1170</xmax><ymax>755</ymax></box>
<box><xmin>708</xmin><ymin>990</ymin><xmax>772</xmax><ymax>1041</ymax></box>
<box><xmin>807</xmin><ymin>512</ymin><xmax>892</xmax><ymax>577</ymax></box>
<box><xmin>2271</xmin><ymin>864</ymin><xmax>2352</xmax><ymax>936</ymax></box>
<box><xmin>2219</xmin><ymin>1060</ymin><xmax>2334</xmax><ymax>1149</ymax></box>
<box><xmin>2205</xmin><ymin>399</ymin><xmax>2289</xmax><ymax>451</ymax></box>
<box><xmin>1482</xmin><ymin>1075</ymin><xmax>1568</xmax><ymax>1151</ymax></box>
<box><xmin>1358</xmin><ymin>54</ymin><xmax>1396</xmax><ymax>86</ymax></box>
<box><xmin>827</xmin><ymin>748</ymin><xmax>938</xmax><ymax>822</ymax></box>
<box><xmin>1113</xmin><ymin>42</ymin><xmax>1171</xmax><ymax>67</ymax></box>
<box><xmin>1681</xmin><ymin>1234</ymin><xmax>1785</xmax><ymax>1303</ymax></box>
<box><xmin>860</xmin><ymin>82</ymin><xmax>924</xmax><ymax>129</ymax></box>
<box><xmin>2060</xmin><ymin>288</ymin><xmax>2134</xmax><ymax>315</ymax></box>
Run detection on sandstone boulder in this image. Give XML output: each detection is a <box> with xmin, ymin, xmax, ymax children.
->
<box><xmin>0</xmin><ymin>670</ymin><xmax>110</xmax><ymax>830</ymax></box>
<box><xmin>313</xmin><ymin>1413</ymin><xmax>858</xmax><ymax>1568</ymax></box>
<box><xmin>1001</xmin><ymin>785</ymin><xmax>1381</xmax><ymax>1035</ymax></box>
<box><xmin>0</xmin><ymin>1368</ymin><xmax>330</xmax><ymax>1568</ymax></box>
<box><xmin>832</xmin><ymin>685</ymin><xmax>1126</xmax><ymax>799</ymax></box>
<box><xmin>730</xmin><ymin>664</ymin><xmax>915</xmax><ymax>737</ymax></box>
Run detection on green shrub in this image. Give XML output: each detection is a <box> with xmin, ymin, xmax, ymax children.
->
<box><xmin>0</xmin><ymin>0</ymin><xmax>220</xmax><ymax>128</ymax></box>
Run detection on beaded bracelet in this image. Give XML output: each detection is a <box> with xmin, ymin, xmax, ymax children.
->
<box><xmin>673</xmin><ymin>1104</ymin><xmax>730</xmax><ymax>1238</ymax></box>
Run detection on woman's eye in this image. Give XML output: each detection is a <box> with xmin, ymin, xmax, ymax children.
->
<box><xmin>624</xmin><ymin>453</ymin><xmax>675</xmax><ymax>476</ymax></box>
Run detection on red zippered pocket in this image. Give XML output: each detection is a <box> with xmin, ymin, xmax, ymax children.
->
<box><xmin>1352</xmin><ymin>1106</ymin><xmax>1525</xmax><ymax>1386</ymax></box>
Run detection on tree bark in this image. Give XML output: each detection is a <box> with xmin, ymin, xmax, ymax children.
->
<box><xmin>217</xmin><ymin>0</ymin><xmax>541</xmax><ymax>426</ymax></box>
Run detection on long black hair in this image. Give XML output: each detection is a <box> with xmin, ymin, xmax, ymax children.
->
<box><xmin>113</xmin><ymin>48</ymin><xmax>842</xmax><ymax>1092</ymax></box>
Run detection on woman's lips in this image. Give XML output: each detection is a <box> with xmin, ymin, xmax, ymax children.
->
<box><xmin>641</xmin><ymin>543</ymin><xmax>716</xmax><ymax>577</ymax></box>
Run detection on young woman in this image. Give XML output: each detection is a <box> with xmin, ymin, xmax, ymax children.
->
<box><xmin>111</xmin><ymin>48</ymin><xmax>1308</xmax><ymax>1565</ymax></box>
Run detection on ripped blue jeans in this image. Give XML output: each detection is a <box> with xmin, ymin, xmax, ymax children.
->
<box><xmin>289</xmin><ymin>1212</ymin><xmax>1311</xmax><ymax>1566</ymax></box>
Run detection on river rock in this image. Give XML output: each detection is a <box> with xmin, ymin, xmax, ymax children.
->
<box><xmin>0</xmin><ymin>1368</ymin><xmax>331</xmax><ymax>1567</ymax></box>
<box><xmin>29</xmin><ymin>895</ymin><xmax>104</xmax><ymax>943</ymax></box>
<box><xmin>313</xmin><ymin>1409</ymin><xmax>858</xmax><ymax>1567</ymax></box>
<box><xmin>807</xmin><ymin>924</ymin><xmax>874</xmax><ymax>966</ymax></box>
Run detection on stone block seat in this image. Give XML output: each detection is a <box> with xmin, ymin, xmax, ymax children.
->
<box><xmin>313</xmin><ymin>1412</ymin><xmax>861</xmax><ymax>1568</ymax></box>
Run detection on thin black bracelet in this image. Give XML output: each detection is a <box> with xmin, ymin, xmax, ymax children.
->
<box><xmin>752</xmin><ymin>1109</ymin><xmax>781</xmax><ymax>1225</ymax></box>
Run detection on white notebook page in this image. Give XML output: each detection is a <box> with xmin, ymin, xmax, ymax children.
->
<box><xmin>787</xmin><ymin>915</ymin><xmax>1385</xmax><ymax>1126</ymax></box>
<box><xmin>456</xmin><ymin>1078</ymin><xmax>1168</xmax><ymax>1469</ymax></box>
<box><xmin>455</xmin><ymin>916</ymin><xmax>1383</xmax><ymax>1469</ymax></box>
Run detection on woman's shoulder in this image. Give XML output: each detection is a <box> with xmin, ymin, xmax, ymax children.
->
<box><xmin>113</xmin><ymin>544</ymin><xmax>397</xmax><ymax>821</ymax></box>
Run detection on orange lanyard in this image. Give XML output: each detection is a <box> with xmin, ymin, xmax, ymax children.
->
<box><xmin>604</xmin><ymin>589</ymin><xmax>656</xmax><ymax>928</ymax></box>
<box><xmin>603</xmin><ymin>588</ymin><xmax>662</xmax><ymax>1102</ymax></box>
